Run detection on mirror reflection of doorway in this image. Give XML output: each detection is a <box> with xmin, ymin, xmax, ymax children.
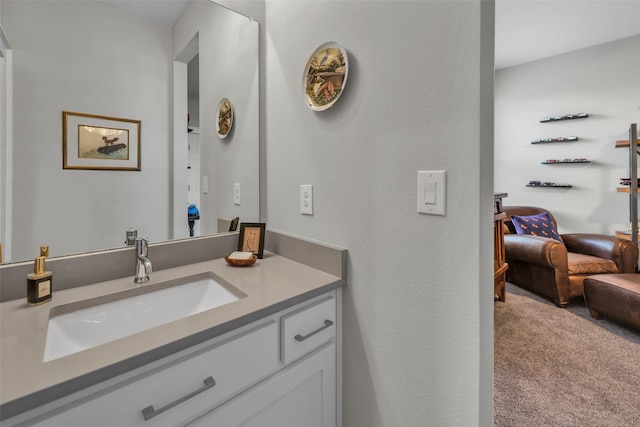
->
<box><xmin>187</xmin><ymin>126</ymin><xmax>200</xmax><ymax>236</ymax></box>
<box><xmin>187</xmin><ymin>54</ymin><xmax>200</xmax><ymax>237</ymax></box>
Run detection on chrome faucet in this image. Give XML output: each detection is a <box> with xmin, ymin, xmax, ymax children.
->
<box><xmin>134</xmin><ymin>237</ymin><xmax>152</xmax><ymax>284</ymax></box>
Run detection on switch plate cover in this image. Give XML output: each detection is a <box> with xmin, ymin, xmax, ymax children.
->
<box><xmin>417</xmin><ymin>171</ymin><xmax>446</xmax><ymax>215</ymax></box>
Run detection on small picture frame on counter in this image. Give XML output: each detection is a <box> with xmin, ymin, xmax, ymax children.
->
<box><xmin>237</xmin><ymin>223</ymin><xmax>266</xmax><ymax>259</ymax></box>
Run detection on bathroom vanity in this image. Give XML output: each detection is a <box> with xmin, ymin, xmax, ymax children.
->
<box><xmin>0</xmin><ymin>232</ymin><xmax>346</xmax><ymax>426</ymax></box>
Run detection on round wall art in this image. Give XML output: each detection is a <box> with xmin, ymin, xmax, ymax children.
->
<box><xmin>216</xmin><ymin>98</ymin><xmax>233</xmax><ymax>139</ymax></box>
<box><xmin>302</xmin><ymin>42</ymin><xmax>349</xmax><ymax>111</ymax></box>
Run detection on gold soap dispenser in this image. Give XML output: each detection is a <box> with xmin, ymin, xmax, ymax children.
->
<box><xmin>27</xmin><ymin>245</ymin><xmax>53</xmax><ymax>305</ymax></box>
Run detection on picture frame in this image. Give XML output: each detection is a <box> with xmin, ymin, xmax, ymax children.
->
<box><xmin>216</xmin><ymin>98</ymin><xmax>234</xmax><ymax>139</ymax></box>
<box><xmin>63</xmin><ymin>111</ymin><xmax>141</xmax><ymax>171</ymax></box>
<box><xmin>302</xmin><ymin>41</ymin><xmax>349</xmax><ymax>111</ymax></box>
<box><xmin>237</xmin><ymin>223</ymin><xmax>266</xmax><ymax>259</ymax></box>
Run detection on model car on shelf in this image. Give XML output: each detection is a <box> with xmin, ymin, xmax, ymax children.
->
<box><xmin>531</xmin><ymin>136</ymin><xmax>578</xmax><ymax>144</ymax></box>
<box><xmin>527</xmin><ymin>180</ymin><xmax>572</xmax><ymax>188</ymax></box>
<box><xmin>541</xmin><ymin>158</ymin><xmax>590</xmax><ymax>164</ymax></box>
<box><xmin>620</xmin><ymin>178</ymin><xmax>640</xmax><ymax>185</ymax></box>
<box><xmin>539</xmin><ymin>113</ymin><xmax>588</xmax><ymax>123</ymax></box>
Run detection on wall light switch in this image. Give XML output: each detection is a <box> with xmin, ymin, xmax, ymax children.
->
<box><xmin>202</xmin><ymin>176</ymin><xmax>209</xmax><ymax>194</ymax></box>
<box><xmin>417</xmin><ymin>170</ymin><xmax>446</xmax><ymax>216</ymax></box>
<box><xmin>234</xmin><ymin>183</ymin><xmax>241</xmax><ymax>205</ymax></box>
<box><xmin>300</xmin><ymin>184</ymin><xmax>313</xmax><ymax>215</ymax></box>
<box><xmin>424</xmin><ymin>181</ymin><xmax>437</xmax><ymax>204</ymax></box>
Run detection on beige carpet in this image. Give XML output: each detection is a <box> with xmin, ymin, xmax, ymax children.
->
<box><xmin>494</xmin><ymin>282</ymin><xmax>640</xmax><ymax>426</ymax></box>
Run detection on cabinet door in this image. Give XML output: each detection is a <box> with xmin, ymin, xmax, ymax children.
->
<box><xmin>189</xmin><ymin>343</ymin><xmax>336</xmax><ymax>427</ymax></box>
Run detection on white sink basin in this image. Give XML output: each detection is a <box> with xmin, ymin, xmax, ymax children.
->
<box><xmin>43</xmin><ymin>273</ymin><xmax>245</xmax><ymax>362</ymax></box>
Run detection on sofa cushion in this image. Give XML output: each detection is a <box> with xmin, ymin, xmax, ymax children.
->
<box><xmin>511</xmin><ymin>212</ymin><xmax>563</xmax><ymax>242</ymax></box>
<box><xmin>567</xmin><ymin>252</ymin><xmax>619</xmax><ymax>275</ymax></box>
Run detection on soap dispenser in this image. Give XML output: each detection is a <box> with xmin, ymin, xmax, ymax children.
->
<box><xmin>27</xmin><ymin>245</ymin><xmax>53</xmax><ymax>305</ymax></box>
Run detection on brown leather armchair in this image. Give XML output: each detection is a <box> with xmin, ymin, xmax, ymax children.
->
<box><xmin>503</xmin><ymin>206</ymin><xmax>639</xmax><ymax>307</ymax></box>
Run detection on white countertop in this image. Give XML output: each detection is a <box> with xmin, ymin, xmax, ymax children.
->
<box><xmin>0</xmin><ymin>252</ymin><xmax>343</xmax><ymax>418</ymax></box>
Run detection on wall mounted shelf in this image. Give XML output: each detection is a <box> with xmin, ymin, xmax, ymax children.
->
<box><xmin>615</xmin><ymin>139</ymin><xmax>640</xmax><ymax>148</ymax></box>
<box><xmin>527</xmin><ymin>184</ymin><xmax>573</xmax><ymax>188</ymax></box>
<box><xmin>541</xmin><ymin>159</ymin><xmax>590</xmax><ymax>165</ymax></box>
<box><xmin>531</xmin><ymin>136</ymin><xmax>578</xmax><ymax>144</ymax></box>
<box><xmin>615</xmin><ymin>231</ymin><xmax>633</xmax><ymax>241</ymax></box>
<box><xmin>540</xmin><ymin>113</ymin><xmax>588</xmax><ymax>123</ymax></box>
<box><xmin>616</xmin><ymin>187</ymin><xmax>640</xmax><ymax>193</ymax></box>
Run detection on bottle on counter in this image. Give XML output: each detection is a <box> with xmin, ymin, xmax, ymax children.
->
<box><xmin>27</xmin><ymin>245</ymin><xmax>52</xmax><ymax>305</ymax></box>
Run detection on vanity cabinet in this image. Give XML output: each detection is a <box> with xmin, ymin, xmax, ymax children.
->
<box><xmin>190</xmin><ymin>296</ymin><xmax>338</xmax><ymax>426</ymax></box>
<box><xmin>189</xmin><ymin>343</ymin><xmax>336</xmax><ymax>426</ymax></box>
<box><xmin>4</xmin><ymin>291</ymin><xmax>340</xmax><ymax>427</ymax></box>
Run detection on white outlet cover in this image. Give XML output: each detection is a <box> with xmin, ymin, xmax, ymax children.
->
<box><xmin>300</xmin><ymin>185</ymin><xmax>313</xmax><ymax>215</ymax></box>
<box><xmin>234</xmin><ymin>183</ymin><xmax>241</xmax><ymax>205</ymax></box>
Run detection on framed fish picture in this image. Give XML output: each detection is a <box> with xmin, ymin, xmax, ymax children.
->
<box><xmin>62</xmin><ymin>111</ymin><xmax>141</xmax><ymax>171</ymax></box>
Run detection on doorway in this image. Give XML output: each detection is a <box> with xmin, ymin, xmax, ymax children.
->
<box><xmin>186</xmin><ymin>54</ymin><xmax>201</xmax><ymax>237</ymax></box>
<box><xmin>173</xmin><ymin>33</ymin><xmax>200</xmax><ymax>240</ymax></box>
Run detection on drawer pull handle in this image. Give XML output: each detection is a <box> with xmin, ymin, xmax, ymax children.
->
<box><xmin>295</xmin><ymin>319</ymin><xmax>334</xmax><ymax>342</ymax></box>
<box><xmin>142</xmin><ymin>376</ymin><xmax>216</xmax><ymax>421</ymax></box>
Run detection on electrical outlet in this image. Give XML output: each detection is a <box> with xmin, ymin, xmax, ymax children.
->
<box><xmin>300</xmin><ymin>185</ymin><xmax>313</xmax><ymax>215</ymax></box>
<box><xmin>234</xmin><ymin>183</ymin><xmax>241</xmax><ymax>205</ymax></box>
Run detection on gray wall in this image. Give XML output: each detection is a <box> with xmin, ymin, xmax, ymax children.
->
<box><xmin>495</xmin><ymin>34</ymin><xmax>640</xmax><ymax>235</ymax></box>
<box><xmin>264</xmin><ymin>1</ymin><xmax>494</xmax><ymax>426</ymax></box>
<box><xmin>4</xmin><ymin>0</ymin><xmax>173</xmax><ymax>260</ymax></box>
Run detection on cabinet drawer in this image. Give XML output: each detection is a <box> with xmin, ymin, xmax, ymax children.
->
<box><xmin>281</xmin><ymin>296</ymin><xmax>336</xmax><ymax>365</ymax></box>
<box><xmin>32</xmin><ymin>320</ymin><xmax>279</xmax><ymax>427</ymax></box>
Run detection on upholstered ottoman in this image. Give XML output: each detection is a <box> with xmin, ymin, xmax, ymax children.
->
<box><xmin>583</xmin><ymin>274</ymin><xmax>640</xmax><ymax>332</ymax></box>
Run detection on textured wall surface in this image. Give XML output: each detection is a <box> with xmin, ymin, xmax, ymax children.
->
<box><xmin>264</xmin><ymin>1</ymin><xmax>494</xmax><ymax>425</ymax></box>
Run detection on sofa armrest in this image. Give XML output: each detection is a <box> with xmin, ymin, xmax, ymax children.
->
<box><xmin>561</xmin><ymin>233</ymin><xmax>639</xmax><ymax>273</ymax></box>
<box><xmin>504</xmin><ymin>234</ymin><xmax>568</xmax><ymax>269</ymax></box>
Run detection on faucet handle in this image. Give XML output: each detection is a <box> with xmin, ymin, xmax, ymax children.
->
<box><xmin>125</xmin><ymin>228</ymin><xmax>138</xmax><ymax>246</ymax></box>
<box><xmin>135</xmin><ymin>237</ymin><xmax>148</xmax><ymax>253</ymax></box>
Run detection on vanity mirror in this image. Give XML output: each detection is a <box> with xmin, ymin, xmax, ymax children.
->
<box><xmin>0</xmin><ymin>0</ymin><xmax>259</xmax><ymax>263</ymax></box>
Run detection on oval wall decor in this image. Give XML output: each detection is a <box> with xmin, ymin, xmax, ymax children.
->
<box><xmin>216</xmin><ymin>98</ymin><xmax>233</xmax><ymax>139</ymax></box>
<box><xmin>302</xmin><ymin>42</ymin><xmax>349</xmax><ymax>111</ymax></box>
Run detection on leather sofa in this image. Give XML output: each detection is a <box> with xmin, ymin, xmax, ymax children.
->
<box><xmin>502</xmin><ymin>206</ymin><xmax>638</xmax><ymax>307</ymax></box>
